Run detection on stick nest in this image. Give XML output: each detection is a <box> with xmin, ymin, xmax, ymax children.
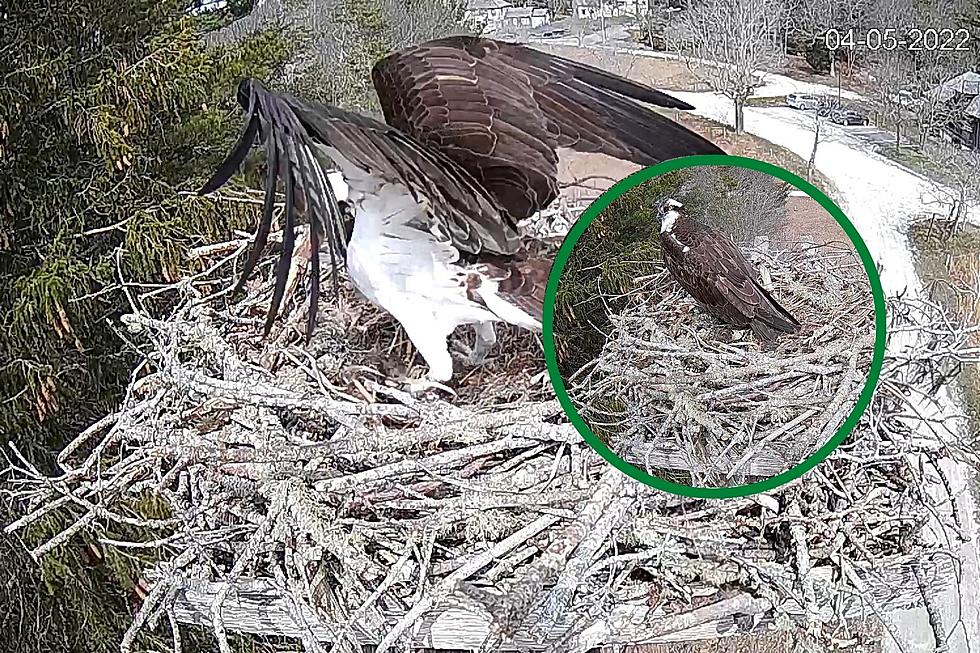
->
<box><xmin>3</xmin><ymin>235</ymin><xmax>971</xmax><ymax>653</ymax></box>
<box><xmin>569</xmin><ymin>243</ymin><xmax>876</xmax><ymax>488</ymax></box>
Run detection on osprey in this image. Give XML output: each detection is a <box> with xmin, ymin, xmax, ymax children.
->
<box><xmin>200</xmin><ymin>36</ymin><xmax>724</xmax><ymax>386</ymax></box>
<box><xmin>656</xmin><ymin>198</ymin><xmax>800</xmax><ymax>340</ymax></box>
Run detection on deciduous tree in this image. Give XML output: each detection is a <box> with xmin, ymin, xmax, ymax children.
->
<box><xmin>671</xmin><ymin>0</ymin><xmax>785</xmax><ymax>132</ymax></box>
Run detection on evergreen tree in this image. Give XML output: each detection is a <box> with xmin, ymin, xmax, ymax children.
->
<box><xmin>0</xmin><ymin>0</ymin><xmax>468</xmax><ymax>648</ymax></box>
<box><xmin>0</xmin><ymin>2</ymin><xmax>289</xmax><ymax>650</ymax></box>
<box><xmin>555</xmin><ymin>176</ymin><xmax>683</xmax><ymax>378</ymax></box>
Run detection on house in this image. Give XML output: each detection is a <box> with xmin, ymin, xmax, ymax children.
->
<box><xmin>502</xmin><ymin>6</ymin><xmax>550</xmax><ymax>30</ymax></box>
<box><xmin>575</xmin><ymin>0</ymin><xmax>649</xmax><ymax>19</ymax></box>
<box><xmin>930</xmin><ymin>71</ymin><xmax>980</xmax><ymax>150</ymax></box>
<box><xmin>464</xmin><ymin>0</ymin><xmax>514</xmax><ymax>33</ymax></box>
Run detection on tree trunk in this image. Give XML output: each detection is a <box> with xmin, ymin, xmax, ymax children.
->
<box><xmin>952</xmin><ymin>190</ymin><xmax>966</xmax><ymax>236</ymax></box>
<box><xmin>734</xmin><ymin>98</ymin><xmax>745</xmax><ymax>133</ymax></box>
<box><xmin>599</xmin><ymin>3</ymin><xmax>606</xmax><ymax>43</ymax></box>
<box><xmin>807</xmin><ymin>118</ymin><xmax>821</xmax><ymax>181</ymax></box>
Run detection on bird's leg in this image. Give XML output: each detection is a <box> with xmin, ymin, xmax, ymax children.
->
<box><xmin>400</xmin><ymin>376</ymin><xmax>456</xmax><ymax>397</ymax></box>
<box><xmin>391</xmin><ymin>314</ymin><xmax>457</xmax><ymax>396</ymax></box>
<box><xmin>472</xmin><ymin>321</ymin><xmax>497</xmax><ymax>364</ymax></box>
<box><xmin>455</xmin><ymin>321</ymin><xmax>498</xmax><ymax>367</ymax></box>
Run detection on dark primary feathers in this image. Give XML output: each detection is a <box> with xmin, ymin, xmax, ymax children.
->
<box><xmin>659</xmin><ymin>213</ymin><xmax>800</xmax><ymax>340</ymax></box>
<box><xmin>199</xmin><ymin>36</ymin><xmax>725</xmax><ymax>341</ymax></box>
<box><xmin>199</xmin><ymin>79</ymin><xmax>520</xmax><ymax>338</ymax></box>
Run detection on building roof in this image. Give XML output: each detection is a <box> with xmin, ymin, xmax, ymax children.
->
<box><xmin>504</xmin><ymin>6</ymin><xmax>548</xmax><ymax>17</ymax></box>
<box><xmin>931</xmin><ymin>71</ymin><xmax>980</xmax><ymax>101</ymax></box>
<box><xmin>467</xmin><ymin>0</ymin><xmax>513</xmax><ymax>10</ymax></box>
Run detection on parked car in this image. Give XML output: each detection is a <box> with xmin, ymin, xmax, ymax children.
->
<box><xmin>538</xmin><ymin>27</ymin><xmax>569</xmax><ymax>38</ymax></box>
<box><xmin>829</xmin><ymin>108</ymin><xmax>869</xmax><ymax>126</ymax></box>
<box><xmin>787</xmin><ymin>93</ymin><xmax>823</xmax><ymax>110</ymax></box>
<box><xmin>531</xmin><ymin>25</ymin><xmax>569</xmax><ymax>39</ymax></box>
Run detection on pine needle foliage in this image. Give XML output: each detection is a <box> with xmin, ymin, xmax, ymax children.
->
<box><xmin>1</xmin><ymin>2</ymin><xmax>290</xmax><ymax>651</ymax></box>
<box><xmin>555</xmin><ymin>176</ymin><xmax>683</xmax><ymax>378</ymax></box>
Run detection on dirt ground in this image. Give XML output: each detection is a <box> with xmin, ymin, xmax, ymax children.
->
<box><xmin>777</xmin><ymin>194</ymin><xmax>848</xmax><ymax>249</ymax></box>
<box><xmin>543</xmin><ymin>45</ymin><xmax>837</xmax><ymax>203</ymax></box>
<box><xmin>557</xmin><ymin>114</ymin><xmax>836</xmax><ymax>209</ymax></box>
<box><xmin>777</xmin><ymin>54</ymin><xmax>871</xmax><ymax>95</ymax></box>
<box><xmin>536</xmin><ymin>47</ymin><xmax>870</xmax><ymax>98</ymax></box>
<box><xmin>534</xmin><ymin>43</ymin><xmax>710</xmax><ymax>92</ymax></box>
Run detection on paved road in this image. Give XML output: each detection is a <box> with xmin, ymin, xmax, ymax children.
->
<box><xmin>674</xmin><ymin>91</ymin><xmax>979</xmax><ymax>653</ymax></box>
<box><xmin>535</xmin><ymin>36</ymin><xmax>980</xmax><ymax>652</ymax></box>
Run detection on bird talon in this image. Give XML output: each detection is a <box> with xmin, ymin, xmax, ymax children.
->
<box><xmin>452</xmin><ymin>341</ymin><xmax>493</xmax><ymax>367</ymax></box>
<box><xmin>395</xmin><ymin>375</ymin><xmax>457</xmax><ymax>397</ymax></box>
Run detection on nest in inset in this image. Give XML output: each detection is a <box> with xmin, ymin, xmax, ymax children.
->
<box><xmin>569</xmin><ymin>242</ymin><xmax>876</xmax><ymax>487</ymax></box>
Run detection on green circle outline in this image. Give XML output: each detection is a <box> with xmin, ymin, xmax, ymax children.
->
<box><xmin>543</xmin><ymin>154</ymin><xmax>887</xmax><ymax>499</ymax></box>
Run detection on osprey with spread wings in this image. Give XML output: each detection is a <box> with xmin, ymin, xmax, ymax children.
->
<box><xmin>201</xmin><ymin>36</ymin><xmax>724</xmax><ymax>384</ymax></box>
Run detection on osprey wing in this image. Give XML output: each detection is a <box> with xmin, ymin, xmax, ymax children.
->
<box><xmin>661</xmin><ymin>225</ymin><xmax>758</xmax><ymax>326</ymax></box>
<box><xmin>198</xmin><ymin>79</ymin><xmax>520</xmax><ymax>339</ymax></box>
<box><xmin>696</xmin><ymin>234</ymin><xmax>764</xmax><ymax>327</ymax></box>
<box><xmin>372</xmin><ymin>36</ymin><xmax>724</xmax><ymax>220</ymax></box>
<box><xmin>696</xmin><ymin>230</ymin><xmax>800</xmax><ymax>338</ymax></box>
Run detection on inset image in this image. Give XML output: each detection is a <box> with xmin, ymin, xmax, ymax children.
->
<box><xmin>548</xmin><ymin>157</ymin><xmax>883</xmax><ymax>493</ymax></box>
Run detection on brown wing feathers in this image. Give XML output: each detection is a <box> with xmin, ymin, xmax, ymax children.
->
<box><xmin>713</xmin><ymin>237</ymin><xmax>800</xmax><ymax>337</ymax></box>
<box><xmin>373</xmin><ymin>36</ymin><xmax>724</xmax><ymax>220</ymax></box>
<box><xmin>469</xmin><ymin>249</ymin><xmax>551</xmax><ymax>321</ymax></box>
<box><xmin>199</xmin><ymin>79</ymin><xmax>526</xmax><ymax>339</ymax></box>
<box><xmin>373</xmin><ymin>40</ymin><xmax>560</xmax><ymax>220</ymax></box>
<box><xmin>663</xmin><ymin>225</ymin><xmax>799</xmax><ymax>340</ymax></box>
<box><xmin>201</xmin><ymin>37</ymin><xmax>723</xmax><ymax>340</ymax></box>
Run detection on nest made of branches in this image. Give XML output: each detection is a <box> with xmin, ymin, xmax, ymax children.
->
<box><xmin>568</xmin><ymin>242</ymin><xmax>877</xmax><ymax>488</ymax></box>
<box><xmin>3</xmin><ymin>234</ymin><xmax>972</xmax><ymax>653</ymax></box>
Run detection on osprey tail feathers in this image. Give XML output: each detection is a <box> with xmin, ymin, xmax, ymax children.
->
<box><xmin>468</xmin><ymin>257</ymin><xmax>549</xmax><ymax>331</ymax></box>
<box><xmin>750</xmin><ymin>281</ymin><xmax>801</xmax><ymax>340</ymax></box>
<box><xmin>750</xmin><ymin>316</ymin><xmax>797</xmax><ymax>341</ymax></box>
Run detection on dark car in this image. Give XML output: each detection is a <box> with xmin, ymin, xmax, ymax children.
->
<box><xmin>829</xmin><ymin>108</ymin><xmax>869</xmax><ymax>126</ymax></box>
<box><xmin>532</xmin><ymin>25</ymin><xmax>569</xmax><ymax>39</ymax></box>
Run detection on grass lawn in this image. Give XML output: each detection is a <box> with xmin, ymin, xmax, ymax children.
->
<box><xmin>909</xmin><ymin>220</ymin><xmax>980</xmax><ymax>423</ymax></box>
<box><xmin>908</xmin><ymin>219</ymin><xmax>980</xmax><ymax>529</ymax></box>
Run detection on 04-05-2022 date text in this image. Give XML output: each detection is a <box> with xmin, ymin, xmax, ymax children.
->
<box><xmin>825</xmin><ymin>27</ymin><xmax>972</xmax><ymax>51</ymax></box>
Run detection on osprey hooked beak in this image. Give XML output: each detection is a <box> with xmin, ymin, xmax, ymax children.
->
<box><xmin>655</xmin><ymin>197</ymin><xmax>683</xmax><ymax>221</ymax></box>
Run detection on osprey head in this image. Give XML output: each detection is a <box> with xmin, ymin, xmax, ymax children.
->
<box><xmin>656</xmin><ymin>197</ymin><xmax>683</xmax><ymax>234</ymax></box>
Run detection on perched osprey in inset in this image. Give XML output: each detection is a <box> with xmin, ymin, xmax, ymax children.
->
<box><xmin>656</xmin><ymin>198</ymin><xmax>800</xmax><ymax>340</ymax></box>
<box><xmin>200</xmin><ymin>36</ymin><xmax>724</xmax><ymax>386</ymax></box>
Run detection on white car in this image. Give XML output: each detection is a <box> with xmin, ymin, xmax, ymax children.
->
<box><xmin>787</xmin><ymin>93</ymin><xmax>823</xmax><ymax>110</ymax></box>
